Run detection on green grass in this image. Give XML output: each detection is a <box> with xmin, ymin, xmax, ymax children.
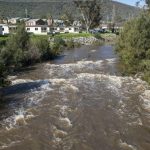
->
<box><xmin>53</xmin><ymin>33</ymin><xmax>93</xmax><ymax>39</ymax></box>
<box><xmin>0</xmin><ymin>35</ymin><xmax>9</xmax><ymax>47</ymax></box>
<box><xmin>101</xmin><ymin>33</ymin><xmax>117</xmax><ymax>38</ymax></box>
<box><xmin>0</xmin><ymin>36</ymin><xmax>9</xmax><ymax>40</ymax></box>
<box><xmin>30</xmin><ymin>33</ymin><xmax>93</xmax><ymax>41</ymax></box>
<box><xmin>30</xmin><ymin>34</ymin><xmax>49</xmax><ymax>40</ymax></box>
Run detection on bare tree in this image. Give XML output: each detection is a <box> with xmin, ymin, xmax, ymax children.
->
<box><xmin>74</xmin><ymin>0</ymin><xmax>105</xmax><ymax>32</ymax></box>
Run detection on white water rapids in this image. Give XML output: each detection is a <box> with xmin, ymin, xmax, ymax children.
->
<box><xmin>0</xmin><ymin>45</ymin><xmax>149</xmax><ymax>150</ymax></box>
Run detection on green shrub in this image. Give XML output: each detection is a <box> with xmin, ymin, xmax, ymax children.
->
<box><xmin>53</xmin><ymin>37</ymin><xmax>66</xmax><ymax>47</ymax></box>
<box><xmin>66</xmin><ymin>39</ymin><xmax>75</xmax><ymax>49</ymax></box>
<box><xmin>116</xmin><ymin>12</ymin><xmax>150</xmax><ymax>84</ymax></box>
<box><xmin>94</xmin><ymin>33</ymin><xmax>102</xmax><ymax>39</ymax></box>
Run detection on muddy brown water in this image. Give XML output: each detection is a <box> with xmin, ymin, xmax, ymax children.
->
<box><xmin>0</xmin><ymin>45</ymin><xmax>150</xmax><ymax>150</ymax></box>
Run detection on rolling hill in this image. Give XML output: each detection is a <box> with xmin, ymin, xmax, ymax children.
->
<box><xmin>0</xmin><ymin>0</ymin><xmax>140</xmax><ymax>20</ymax></box>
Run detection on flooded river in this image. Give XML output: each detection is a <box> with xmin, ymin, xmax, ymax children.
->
<box><xmin>0</xmin><ymin>45</ymin><xmax>150</xmax><ymax>150</ymax></box>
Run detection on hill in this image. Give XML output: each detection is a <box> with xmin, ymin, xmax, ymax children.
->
<box><xmin>0</xmin><ymin>0</ymin><xmax>140</xmax><ymax>20</ymax></box>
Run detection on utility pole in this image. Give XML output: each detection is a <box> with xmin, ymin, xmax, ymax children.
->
<box><xmin>25</xmin><ymin>9</ymin><xmax>28</xmax><ymax>18</ymax></box>
<box><xmin>112</xmin><ymin>4</ymin><xmax>116</xmax><ymax>24</ymax></box>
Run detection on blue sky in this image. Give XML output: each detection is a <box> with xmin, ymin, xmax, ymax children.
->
<box><xmin>115</xmin><ymin>0</ymin><xmax>145</xmax><ymax>6</ymax></box>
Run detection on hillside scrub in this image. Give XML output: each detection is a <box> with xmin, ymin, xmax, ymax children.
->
<box><xmin>116</xmin><ymin>12</ymin><xmax>150</xmax><ymax>84</ymax></box>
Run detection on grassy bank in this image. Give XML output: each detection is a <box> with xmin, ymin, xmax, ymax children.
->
<box><xmin>53</xmin><ymin>33</ymin><xmax>93</xmax><ymax>39</ymax></box>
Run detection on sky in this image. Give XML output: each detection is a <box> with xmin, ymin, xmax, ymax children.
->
<box><xmin>115</xmin><ymin>0</ymin><xmax>145</xmax><ymax>6</ymax></box>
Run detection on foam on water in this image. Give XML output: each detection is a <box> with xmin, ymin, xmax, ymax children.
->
<box><xmin>0</xmin><ymin>140</ymin><xmax>21</xmax><ymax>150</ymax></box>
<box><xmin>118</xmin><ymin>140</ymin><xmax>137</xmax><ymax>150</ymax></box>
<box><xmin>140</xmin><ymin>90</ymin><xmax>150</xmax><ymax>112</ymax></box>
<box><xmin>1</xmin><ymin>80</ymin><xmax>53</xmax><ymax>130</ymax></box>
<box><xmin>1</xmin><ymin>57</ymin><xmax>150</xmax><ymax>149</ymax></box>
<box><xmin>11</xmin><ymin>79</ymin><xmax>33</xmax><ymax>85</ymax></box>
<box><xmin>45</xmin><ymin>60</ymin><xmax>103</xmax><ymax>78</ymax></box>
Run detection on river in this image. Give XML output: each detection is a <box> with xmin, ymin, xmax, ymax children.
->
<box><xmin>0</xmin><ymin>45</ymin><xmax>150</xmax><ymax>150</ymax></box>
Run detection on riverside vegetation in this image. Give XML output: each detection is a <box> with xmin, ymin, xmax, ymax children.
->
<box><xmin>116</xmin><ymin>2</ymin><xmax>150</xmax><ymax>84</ymax></box>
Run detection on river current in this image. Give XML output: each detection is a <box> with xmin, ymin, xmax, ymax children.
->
<box><xmin>0</xmin><ymin>45</ymin><xmax>150</xmax><ymax>150</ymax></box>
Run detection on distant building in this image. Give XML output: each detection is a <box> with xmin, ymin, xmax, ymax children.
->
<box><xmin>53</xmin><ymin>19</ymin><xmax>64</xmax><ymax>27</ymax></box>
<box><xmin>73</xmin><ymin>21</ymin><xmax>82</xmax><ymax>27</ymax></box>
<box><xmin>101</xmin><ymin>24</ymin><xmax>108</xmax><ymax>30</ymax></box>
<box><xmin>0</xmin><ymin>25</ymin><xmax>2</xmax><ymax>35</ymax></box>
<box><xmin>25</xmin><ymin>19</ymin><xmax>49</xmax><ymax>35</ymax></box>
<box><xmin>64</xmin><ymin>27</ymin><xmax>81</xmax><ymax>33</ymax></box>
<box><xmin>8</xmin><ymin>17</ymin><xmax>20</xmax><ymax>24</ymax></box>
<box><xmin>9</xmin><ymin>25</ymin><xmax>17</xmax><ymax>34</ymax></box>
<box><xmin>0</xmin><ymin>24</ymin><xmax>9</xmax><ymax>35</ymax></box>
<box><xmin>25</xmin><ymin>19</ymin><xmax>47</xmax><ymax>26</ymax></box>
<box><xmin>26</xmin><ymin>25</ymin><xmax>49</xmax><ymax>35</ymax></box>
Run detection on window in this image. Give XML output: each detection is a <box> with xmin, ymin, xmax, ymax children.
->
<box><xmin>27</xmin><ymin>28</ymin><xmax>30</xmax><ymax>31</ymax></box>
<box><xmin>60</xmin><ymin>28</ymin><xmax>64</xmax><ymax>31</ymax></box>
<box><xmin>2</xmin><ymin>28</ymin><xmax>4</xmax><ymax>31</ymax></box>
<box><xmin>75</xmin><ymin>28</ymin><xmax>78</xmax><ymax>31</ymax></box>
<box><xmin>41</xmin><ymin>27</ymin><xmax>47</xmax><ymax>32</ymax></box>
<box><xmin>35</xmin><ymin>28</ymin><xmax>38</xmax><ymax>31</ymax></box>
<box><xmin>69</xmin><ymin>28</ymin><xmax>71</xmax><ymax>30</ymax></box>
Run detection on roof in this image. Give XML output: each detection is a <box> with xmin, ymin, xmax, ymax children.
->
<box><xmin>8</xmin><ymin>17</ymin><xmax>20</xmax><ymax>20</ymax></box>
<box><xmin>0</xmin><ymin>24</ymin><xmax>8</xmax><ymax>27</ymax></box>
<box><xmin>26</xmin><ymin>19</ymin><xmax>46</xmax><ymax>23</ymax></box>
<box><xmin>26</xmin><ymin>19</ymin><xmax>40</xmax><ymax>23</ymax></box>
<box><xmin>26</xmin><ymin>25</ymin><xmax>49</xmax><ymax>27</ymax></box>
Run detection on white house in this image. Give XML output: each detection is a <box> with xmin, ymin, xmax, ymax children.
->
<box><xmin>65</xmin><ymin>27</ymin><xmax>81</xmax><ymax>33</ymax></box>
<box><xmin>50</xmin><ymin>26</ymin><xmax>81</xmax><ymax>34</ymax></box>
<box><xmin>101</xmin><ymin>24</ymin><xmax>108</xmax><ymax>30</ymax></box>
<box><xmin>26</xmin><ymin>25</ymin><xmax>49</xmax><ymax>35</ymax></box>
<box><xmin>0</xmin><ymin>24</ymin><xmax>9</xmax><ymax>35</ymax></box>
<box><xmin>53</xmin><ymin>19</ymin><xmax>64</xmax><ymax>27</ymax></box>
<box><xmin>0</xmin><ymin>26</ymin><xmax>2</xmax><ymax>35</ymax></box>
<box><xmin>9</xmin><ymin>25</ymin><xmax>17</xmax><ymax>34</ymax></box>
<box><xmin>8</xmin><ymin>17</ymin><xmax>20</xmax><ymax>24</ymax></box>
<box><xmin>25</xmin><ymin>19</ymin><xmax>47</xmax><ymax>26</ymax></box>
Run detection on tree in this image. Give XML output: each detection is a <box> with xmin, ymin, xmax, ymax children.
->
<box><xmin>74</xmin><ymin>0</ymin><xmax>104</xmax><ymax>32</ymax></box>
<box><xmin>61</xmin><ymin>11</ymin><xmax>74</xmax><ymax>26</ymax></box>
<box><xmin>116</xmin><ymin>11</ymin><xmax>150</xmax><ymax>84</ymax></box>
<box><xmin>137</xmin><ymin>0</ymin><xmax>150</xmax><ymax>8</ymax></box>
<box><xmin>1</xmin><ymin>23</ymin><xmax>29</xmax><ymax>67</ymax></box>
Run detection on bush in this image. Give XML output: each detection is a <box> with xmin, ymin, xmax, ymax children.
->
<box><xmin>94</xmin><ymin>33</ymin><xmax>102</xmax><ymax>39</ymax></box>
<box><xmin>53</xmin><ymin>37</ymin><xmax>66</xmax><ymax>47</ymax></box>
<box><xmin>116</xmin><ymin>12</ymin><xmax>150</xmax><ymax>84</ymax></box>
<box><xmin>66</xmin><ymin>39</ymin><xmax>75</xmax><ymax>49</ymax></box>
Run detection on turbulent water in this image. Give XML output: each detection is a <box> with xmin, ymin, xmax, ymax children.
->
<box><xmin>0</xmin><ymin>45</ymin><xmax>150</xmax><ymax>150</ymax></box>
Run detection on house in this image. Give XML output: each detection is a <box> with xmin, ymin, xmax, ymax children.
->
<box><xmin>26</xmin><ymin>25</ymin><xmax>49</xmax><ymax>35</ymax></box>
<box><xmin>101</xmin><ymin>24</ymin><xmax>108</xmax><ymax>30</ymax></box>
<box><xmin>73</xmin><ymin>21</ymin><xmax>82</xmax><ymax>27</ymax></box>
<box><xmin>53</xmin><ymin>19</ymin><xmax>64</xmax><ymax>27</ymax></box>
<box><xmin>8</xmin><ymin>17</ymin><xmax>20</xmax><ymax>24</ymax></box>
<box><xmin>9</xmin><ymin>25</ymin><xmax>17</xmax><ymax>34</ymax></box>
<box><xmin>65</xmin><ymin>27</ymin><xmax>81</xmax><ymax>33</ymax></box>
<box><xmin>25</xmin><ymin>19</ymin><xmax>49</xmax><ymax>35</ymax></box>
<box><xmin>0</xmin><ymin>25</ymin><xmax>2</xmax><ymax>35</ymax></box>
<box><xmin>49</xmin><ymin>26</ymin><xmax>81</xmax><ymax>34</ymax></box>
<box><xmin>25</xmin><ymin>19</ymin><xmax>47</xmax><ymax>26</ymax></box>
<box><xmin>0</xmin><ymin>24</ymin><xmax>9</xmax><ymax>35</ymax></box>
<box><xmin>20</xmin><ymin>18</ymin><xmax>30</xmax><ymax>22</ymax></box>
